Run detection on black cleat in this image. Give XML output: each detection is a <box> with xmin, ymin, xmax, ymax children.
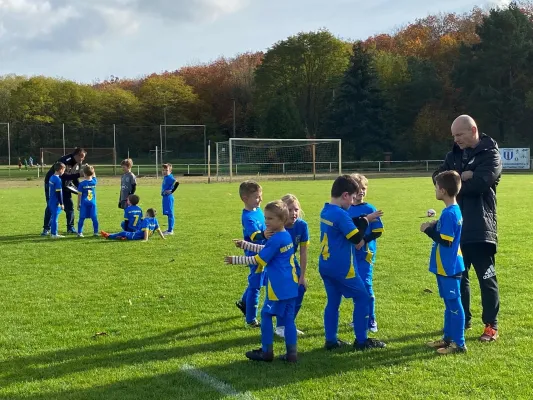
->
<box><xmin>235</xmin><ymin>301</ymin><xmax>246</xmax><ymax>317</ymax></box>
<box><xmin>245</xmin><ymin>348</ymin><xmax>273</xmax><ymax>362</ymax></box>
<box><xmin>354</xmin><ymin>338</ymin><xmax>387</xmax><ymax>351</ymax></box>
<box><xmin>324</xmin><ymin>339</ymin><xmax>350</xmax><ymax>350</ymax></box>
<box><xmin>246</xmin><ymin>319</ymin><xmax>261</xmax><ymax>328</ymax></box>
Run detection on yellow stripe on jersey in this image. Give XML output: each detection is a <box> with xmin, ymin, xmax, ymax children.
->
<box><xmin>458</xmin><ymin>247</ymin><xmax>463</xmax><ymax>257</ymax></box>
<box><xmin>365</xmin><ymin>250</ymin><xmax>374</xmax><ymax>264</ymax></box>
<box><xmin>267</xmin><ymin>281</ymin><xmax>278</xmax><ymax>301</ymax></box>
<box><xmin>345</xmin><ymin>253</ymin><xmax>356</xmax><ymax>279</ymax></box>
<box><xmin>320</xmin><ymin>218</ymin><xmax>333</xmax><ymax>226</ymax></box>
<box><xmin>440</xmin><ymin>234</ymin><xmax>454</xmax><ymax>242</ymax></box>
<box><xmin>300</xmin><ymin>240</ymin><xmax>310</xmax><ymax>247</ymax></box>
<box><xmin>56</xmin><ymin>189</ymin><xmax>61</xmax><ymax>192</ymax></box>
<box><xmin>250</xmin><ymin>231</ymin><xmax>261</xmax><ymax>241</ymax></box>
<box><xmin>372</xmin><ymin>228</ymin><xmax>384</xmax><ymax>233</ymax></box>
<box><xmin>142</xmin><ymin>228</ymin><xmax>148</xmax><ymax>231</ymax></box>
<box><xmin>346</xmin><ymin>228</ymin><xmax>359</xmax><ymax>239</ymax></box>
<box><xmin>436</xmin><ymin>245</ymin><xmax>447</xmax><ymax>276</ymax></box>
<box><xmin>254</xmin><ymin>254</ymin><xmax>266</xmax><ymax>273</ymax></box>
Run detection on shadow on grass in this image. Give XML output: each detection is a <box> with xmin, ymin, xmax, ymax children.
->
<box><xmin>0</xmin><ymin>316</ymin><xmax>442</xmax><ymax>400</ymax></box>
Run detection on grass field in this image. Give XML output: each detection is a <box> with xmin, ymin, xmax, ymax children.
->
<box><xmin>0</xmin><ymin>175</ymin><xmax>532</xmax><ymax>400</ymax></box>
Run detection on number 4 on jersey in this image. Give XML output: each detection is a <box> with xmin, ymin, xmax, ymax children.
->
<box><xmin>320</xmin><ymin>233</ymin><xmax>330</xmax><ymax>260</ymax></box>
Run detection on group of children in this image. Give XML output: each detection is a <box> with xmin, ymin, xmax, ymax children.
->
<box><xmin>46</xmin><ymin>158</ymin><xmax>180</xmax><ymax>241</ymax></box>
<box><xmin>225</xmin><ymin>170</ymin><xmax>466</xmax><ymax>363</ymax></box>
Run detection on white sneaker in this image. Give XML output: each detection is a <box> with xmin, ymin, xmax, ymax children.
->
<box><xmin>275</xmin><ymin>326</ymin><xmax>285</xmax><ymax>338</ymax></box>
<box><xmin>77</xmin><ymin>233</ymin><xmax>84</xmax><ymax>238</ymax></box>
<box><xmin>163</xmin><ymin>231</ymin><xmax>174</xmax><ymax>236</ymax></box>
<box><xmin>349</xmin><ymin>322</ymin><xmax>354</xmax><ymax>328</ymax></box>
<box><xmin>51</xmin><ymin>234</ymin><xmax>65</xmax><ymax>239</ymax></box>
<box><xmin>296</xmin><ymin>328</ymin><xmax>305</xmax><ymax>336</ymax></box>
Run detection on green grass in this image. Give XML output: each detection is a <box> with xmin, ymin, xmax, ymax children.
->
<box><xmin>0</xmin><ymin>175</ymin><xmax>532</xmax><ymax>399</ymax></box>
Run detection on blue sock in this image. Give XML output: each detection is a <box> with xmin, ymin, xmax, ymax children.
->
<box><xmin>260</xmin><ymin>311</ymin><xmax>273</xmax><ymax>353</ymax></box>
<box><xmin>366</xmin><ymin>284</ymin><xmax>375</xmax><ymax>321</ymax></box>
<box><xmin>92</xmin><ymin>216</ymin><xmax>99</xmax><ymax>234</ymax></box>
<box><xmin>50</xmin><ymin>209</ymin><xmax>60</xmax><ymax>235</ymax></box>
<box><xmin>241</xmin><ymin>288</ymin><xmax>248</xmax><ymax>304</ymax></box>
<box><xmin>246</xmin><ymin>287</ymin><xmax>260</xmax><ymax>323</ymax></box>
<box><xmin>445</xmin><ymin>298</ymin><xmax>465</xmax><ymax>347</ymax></box>
<box><xmin>168</xmin><ymin>214</ymin><xmax>174</xmax><ymax>232</ymax></box>
<box><xmin>77</xmin><ymin>219</ymin><xmax>84</xmax><ymax>234</ymax></box>
<box><xmin>443</xmin><ymin>305</ymin><xmax>452</xmax><ymax>340</ymax></box>
<box><xmin>294</xmin><ymin>284</ymin><xmax>306</xmax><ymax>320</ymax></box>
<box><xmin>284</xmin><ymin>303</ymin><xmax>297</xmax><ymax>348</ymax></box>
<box><xmin>353</xmin><ymin>295</ymin><xmax>370</xmax><ymax>344</ymax></box>
<box><xmin>323</xmin><ymin>279</ymin><xmax>342</xmax><ymax>343</ymax></box>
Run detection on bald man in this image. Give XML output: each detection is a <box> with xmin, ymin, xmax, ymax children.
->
<box><xmin>433</xmin><ymin>115</ymin><xmax>502</xmax><ymax>342</ymax></box>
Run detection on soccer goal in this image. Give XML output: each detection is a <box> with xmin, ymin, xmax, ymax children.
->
<box><xmin>216</xmin><ymin>138</ymin><xmax>342</xmax><ymax>181</ymax></box>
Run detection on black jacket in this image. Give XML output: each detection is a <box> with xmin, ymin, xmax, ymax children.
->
<box><xmin>432</xmin><ymin>134</ymin><xmax>502</xmax><ymax>247</ymax></box>
<box><xmin>44</xmin><ymin>154</ymin><xmax>81</xmax><ymax>198</ymax></box>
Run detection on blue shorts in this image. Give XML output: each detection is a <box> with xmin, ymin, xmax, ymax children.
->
<box><xmin>436</xmin><ymin>275</ymin><xmax>461</xmax><ymax>300</ymax></box>
<box><xmin>79</xmin><ymin>202</ymin><xmax>97</xmax><ymax>219</ymax></box>
<box><xmin>262</xmin><ymin>297</ymin><xmax>296</xmax><ymax>318</ymax></box>
<box><xmin>320</xmin><ymin>273</ymin><xmax>368</xmax><ymax>299</ymax></box>
<box><xmin>162</xmin><ymin>195</ymin><xmax>174</xmax><ymax>216</ymax></box>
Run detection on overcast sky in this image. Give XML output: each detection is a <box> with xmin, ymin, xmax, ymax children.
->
<box><xmin>0</xmin><ymin>0</ymin><xmax>510</xmax><ymax>83</ymax></box>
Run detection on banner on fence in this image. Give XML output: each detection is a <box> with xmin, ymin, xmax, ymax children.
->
<box><xmin>499</xmin><ymin>148</ymin><xmax>530</xmax><ymax>169</ymax></box>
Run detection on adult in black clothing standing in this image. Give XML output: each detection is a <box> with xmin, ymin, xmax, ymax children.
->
<box><xmin>433</xmin><ymin>115</ymin><xmax>502</xmax><ymax>342</ymax></box>
<box><xmin>41</xmin><ymin>148</ymin><xmax>87</xmax><ymax>235</ymax></box>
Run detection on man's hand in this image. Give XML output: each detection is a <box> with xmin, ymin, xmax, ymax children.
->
<box><xmin>461</xmin><ymin>171</ymin><xmax>473</xmax><ymax>181</ymax></box>
<box><xmin>299</xmin><ymin>276</ymin><xmax>308</xmax><ymax>289</ymax></box>
<box><xmin>355</xmin><ymin>239</ymin><xmax>365</xmax><ymax>251</ymax></box>
<box><xmin>367</xmin><ymin>210</ymin><xmax>383</xmax><ymax>222</ymax></box>
<box><xmin>164</xmin><ymin>190</ymin><xmax>172</xmax><ymax>195</ymax></box>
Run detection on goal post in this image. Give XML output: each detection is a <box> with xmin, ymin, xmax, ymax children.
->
<box><xmin>217</xmin><ymin>138</ymin><xmax>342</xmax><ymax>182</ymax></box>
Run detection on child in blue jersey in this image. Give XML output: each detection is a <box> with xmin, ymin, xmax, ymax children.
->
<box><xmin>76</xmin><ymin>165</ymin><xmax>99</xmax><ymax>237</ymax></box>
<box><xmin>161</xmin><ymin>164</ymin><xmax>180</xmax><ymax>235</ymax></box>
<box><xmin>121</xmin><ymin>194</ymin><xmax>143</xmax><ymax>232</ymax></box>
<box><xmin>422</xmin><ymin>171</ymin><xmax>466</xmax><ymax>354</ymax></box>
<box><xmin>319</xmin><ymin>175</ymin><xmax>386</xmax><ymax>351</ymax></box>
<box><xmin>48</xmin><ymin>162</ymin><xmax>66</xmax><ymax>238</ymax></box>
<box><xmin>235</xmin><ymin>180</ymin><xmax>266</xmax><ymax>328</ymax></box>
<box><xmin>348</xmin><ymin>174</ymin><xmax>384</xmax><ymax>333</ymax></box>
<box><xmin>274</xmin><ymin>194</ymin><xmax>309</xmax><ymax>338</ymax></box>
<box><xmin>226</xmin><ymin>200</ymin><xmax>299</xmax><ymax>362</ymax></box>
<box><xmin>101</xmin><ymin>208</ymin><xmax>166</xmax><ymax>241</ymax></box>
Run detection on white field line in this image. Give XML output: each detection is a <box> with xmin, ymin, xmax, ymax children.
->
<box><xmin>181</xmin><ymin>363</ymin><xmax>256</xmax><ymax>400</ymax></box>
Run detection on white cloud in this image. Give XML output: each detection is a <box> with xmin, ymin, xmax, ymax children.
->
<box><xmin>0</xmin><ymin>0</ymin><xmax>248</xmax><ymax>55</ymax></box>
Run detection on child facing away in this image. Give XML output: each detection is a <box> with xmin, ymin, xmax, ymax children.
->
<box><xmin>226</xmin><ymin>200</ymin><xmax>299</xmax><ymax>362</ymax></box>
<box><xmin>119</xmin><ymin>159</ymin><xmax>137</xmax><ymax>209</ymax></box>
<box><xmin>161</xmin><ymin>164</ymin><xmax>180</xmax><ymax>235</ymax></box>
<box><xmin>48</xmin><ymin>162</ymin><xmax>66</xmax><ymax>238</ymax></box>
<box><xmin>101</xmin><ymin>208</ymin><xmax>165</xmax><ymax>241</ymax></box>
<box><xmin>347</xmin><ymin>174</ymin><xmax>384</xmax><ymax>333</ymax></box>
<box><xmin>421</xmin><ymin>170</ymin><xmax>466</xmax><ymax>355</ymax></box>
<box><xmin>319</xmin><ymin>175</ymin><xmax>386</xmax><ymax>351</ymax></box>
<box><xmin>121</xmin><ymin>194</ymin><xmax>143</xmax><ymax>232</ymax></box>
<box><xmin>235</xmin><ymin>180</ymin><xmax>267</xmax><ymax>328</ymax></box>
<box><xmin>77</xmin><ymin>164</ymin><xmax>99</xmax><ymax>237</ymax></box>
<box><xmin>273</xmin><ymin>194</ymin><xmax>309</xmax><ymax>338</ymax></box>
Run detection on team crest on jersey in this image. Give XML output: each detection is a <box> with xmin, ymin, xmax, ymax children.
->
<box><xmin>295</xmin><ymin>235</ymin><xmax>301</xmax><ymax>244</ymax></box>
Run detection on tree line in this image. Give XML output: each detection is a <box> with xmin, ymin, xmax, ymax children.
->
<box><xmin>1</xmin><ymin>1</ymin><xmax>533</xmax><ymax>161</ymax></box>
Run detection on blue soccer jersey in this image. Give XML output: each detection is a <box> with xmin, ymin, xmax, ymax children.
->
<box><xmin>255</xmin><ymin>230</ymin><xmax>298</xmax><ymax>301</ymax></box>
<box><xmin>348</xmin><ymin>203</ymin><xmax>384</xmax><ymax>265</ymax></box>
<box><xmin>242</xmin><ymin>208</ymin><xmax>266</xmax><ymax>254</ymax></box>
<box><xmin>78</xmin><ymin>178</ymin><xmax>97</xmax><ymax>205</ymax></box>
<box><xmin>136</xmin><ymin>217</ymin><xmax>159</xmax><ymax>238</ymax></box>
<box><xmin>429</xmin><ymin>204</ymin><xmax>465</xmax><ymax>277</ymax></box>
<box><xmin>286</xmin><ymin>218</ymin><xmax>310</xmax><ymax>276</ymax></box>
<box><xmin>124</xmin><ymin>205</ymin><xmax>143</xmax><ymax>230</ymax></box>
<box><xmin>48</xmin><ymin>174</ymin><xmax>63</xmax><ymax>207</ymax></box>
<box><xmin>319</xmin><ymin>203</ymin><xmax>359</xmax><ymax>279</ymax></box>
<box><xmin>161</xmin><ymin>174</ymin><xmax>176</xmax><ymax>196</ymax></box>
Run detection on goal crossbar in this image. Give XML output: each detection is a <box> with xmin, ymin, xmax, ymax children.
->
<box><xmin>225</xmin><ymin>138</ymin><xmax>342</xmax><ymax>181</ymax></box>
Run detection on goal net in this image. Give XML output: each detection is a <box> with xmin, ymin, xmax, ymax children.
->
<box><xmin>40</xmin><ymin>148</ymin><xmax>116</xmax><ymax>166</ymax></box>
<box><xmin>216</xmin><ymin>138</ymin><xmax>341</xmax><ymax>181</ymax></box>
